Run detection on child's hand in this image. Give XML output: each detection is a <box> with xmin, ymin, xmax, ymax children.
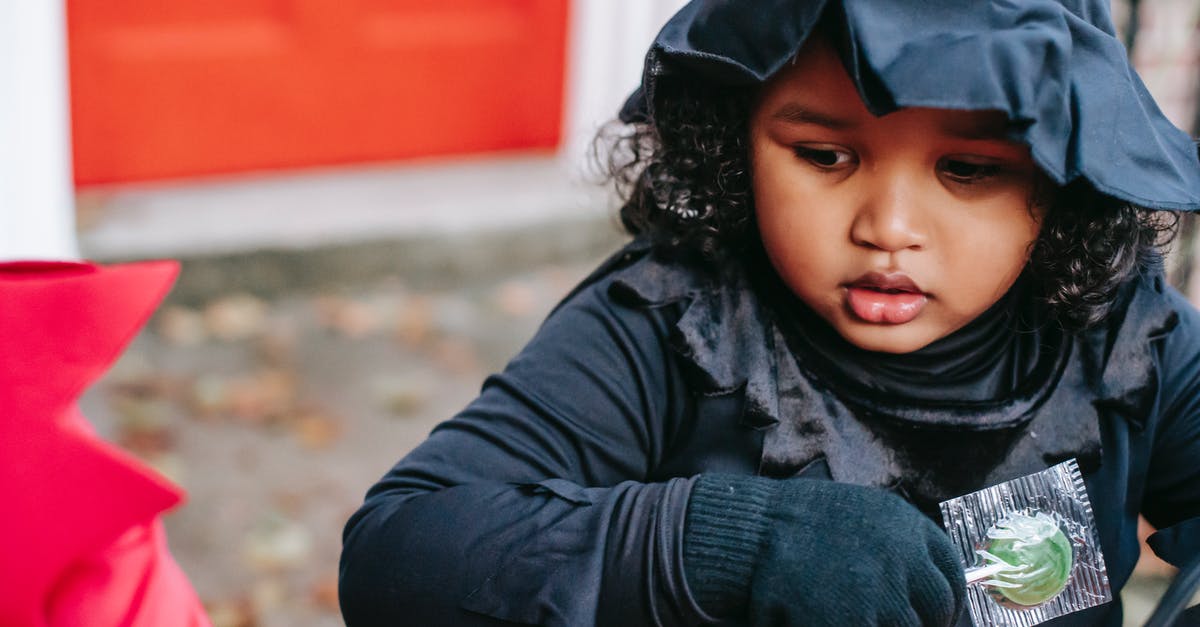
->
<box><xmin>684</xmin><ymin>475</ymin><xmax>965</xmax><ymax>626</ymax></box>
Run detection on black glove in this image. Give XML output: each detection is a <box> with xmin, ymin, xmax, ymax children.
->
<box><xmin>683</xmin><ymin>474</ymin><xmax>966</xmax><ymax>626</ymax></box>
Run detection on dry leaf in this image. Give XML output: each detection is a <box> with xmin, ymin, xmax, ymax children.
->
<box><xmin>225</xmin><ymin>370</ymin><xmax>297</xmax><ymax>425</ymax></box>
<box><xmin>312</xmin><ymin>295</ymin><xmax>345</xmax><ymax>329</ymax></box>
<box><xmin>310</xmin><ymin>575</ymin><xmax>340</xmax><ymax>611</ymax></box>
<box><xmin>492</xmin><ymin>280</ymin><xmax>538</xmax><ymax>318</ymax></box>
<box><xmin>250</xmin><ymin>577</ymin><xmax>287</xmax><ymax>614</ymax></box>
<box><xmin>255</xmin><ymin>326</ymin><xmax>298</xmax><ymax>368</ymax></box>
<box><xmin>293</xmin><ymin>410</ymin><xmax>342</xmax><ymax>450</ymax></box>
<box><xmin>429</xmin><ymin>338</ymin><xmax>480</xmax><ymax>375</ymax></box>
<box><xmin>157</xmin><ymin>305</ymin><xmax>207</xmax><ymax>346</ymax></box>
<box><xmin>109</xmin><ymin>373</ymin><xmax>179</xmax><ymax>401</ymax></box>
<box><xmin>394</xmin><ymin>295</ymin><xmax>434</xmax><ymax>347</ymax></box>
<box><xmin>243</xmin><ymin>513</ymin><xmax>313</xmax><ymax>572</ymax></box>
<box><xmin>111</xmin><ymin>395</ymin><xmax>173</xmax><ymax>430</ymax></box>
<box><xmin>384</xmin><ymin>388</ymin><xmax>428</xmax><ymax>417</ymax></box>
<box><xmin>188</xmin><ymin>375</ymin><xmax>229</xmax><ymax>418</ymax></box>
<box><xmin>205</xmin><ymin>294</ymin><xmax>269</xmax><ymax>342</ymax></box>
<box><xmin>370</xmin><ymin>375</ymin><xmax>431</xmax><ymax>418</ymax></box>
<box><xmin>204</xmin><ymin>597</ymin><xmax>257</xmax><ymax>627</ymax></box>
<box><xmin>331</xmin><ymin>300</ymin><xmax>381</xmax><ymax>338</ymax></box>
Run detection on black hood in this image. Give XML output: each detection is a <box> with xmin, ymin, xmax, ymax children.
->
<box><xmin>621</xmin><ymin>0</ymin><xmax>1200</xmax><ymax>212</ymax></box>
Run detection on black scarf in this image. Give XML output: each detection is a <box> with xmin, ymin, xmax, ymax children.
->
<box><xmin>610</xmin><ymin>242</ymin><xmax>1163</xmax><ymax>507</ymax></box>
<box><xmin>772</xmin><ymin>273</ymin><xmax>1062</xmax><ymax>405</ymax></box>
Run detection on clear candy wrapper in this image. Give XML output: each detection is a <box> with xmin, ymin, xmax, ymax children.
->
<box><xmin>939</xmin><ymin>459</ymin><xmax>1111</xmax><ymax>626</ymax></box>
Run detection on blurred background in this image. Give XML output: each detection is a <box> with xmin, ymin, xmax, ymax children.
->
<box><xmin>2</xmin><ymin>1</ymin><xmax>1197</xmax><ymax>625</ymax></box>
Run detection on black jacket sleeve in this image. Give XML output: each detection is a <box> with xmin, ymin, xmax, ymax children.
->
<box><xmin>1142</xmin><ymin>287</ymin><xmax>1200</xmax><ymax>568</ymax></box>
<box><xmin>338</xmin><ymin>271</ymin><xmax>716</xmax><ymax>626</ymax></box>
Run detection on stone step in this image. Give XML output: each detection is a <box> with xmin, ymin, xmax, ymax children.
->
<box><xmin>77</xmin><ymin>154</ymin><xmax>627</xmax><ymax>304</ymax></box>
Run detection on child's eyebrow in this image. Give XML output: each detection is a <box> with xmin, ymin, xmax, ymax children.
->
<box><xmin>770</xmin><ymin>102</ymin><xmax>1022</xmax><ymax>147</ymax></box>
<box><xmin>938</xmin><ymin>115</ymin><xmax>1013</xmax><ymax>142</ymax></box>
<box><xmin>770</xmin><ymin>103</ymin><xmax>856</xmax><ymax>130</ymax></box>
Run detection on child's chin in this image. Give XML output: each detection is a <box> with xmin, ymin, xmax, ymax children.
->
<box><xmin>837</xmin><ymin>321</ymin><xmax>941</xmax><ymax>354</ymax></box>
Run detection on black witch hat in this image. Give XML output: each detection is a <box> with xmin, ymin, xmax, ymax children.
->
<box><xmin>621</xmin><ymin>0</ymin><xmax>1200</xmax><ymax>212</ymax></box>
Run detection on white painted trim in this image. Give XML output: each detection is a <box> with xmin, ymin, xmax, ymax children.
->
<box><xmin>0</xmin><ymin>0</ymin><xmax>78</xmax><ymax>261</ymax></box>
<box><xmin>561</xmin><ymin>0</ymin><xmax>689</xmax><ymax>180</ymax></box>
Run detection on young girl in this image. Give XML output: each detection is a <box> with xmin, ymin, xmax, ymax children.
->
<box><xmin>340</xmin><ymin>1</ymin><xmax>1200</xmax><ymax>625</ymax></box>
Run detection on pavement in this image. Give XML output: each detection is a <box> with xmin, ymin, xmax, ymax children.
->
<box><xmin>74</xmin><ymin>155</ymin><xmax>1190</xmax><ymax>626</ymax></box>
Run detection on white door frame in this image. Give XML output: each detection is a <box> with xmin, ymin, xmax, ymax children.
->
<box><xmin>561</xmin><ymin>0</ymin><xmax>689</xmax><ymax>177</ymax></box>
<box><xmin>0</xmin><ymin>0</ymin><xmax>77</xmax><ymax>260</ymax></box>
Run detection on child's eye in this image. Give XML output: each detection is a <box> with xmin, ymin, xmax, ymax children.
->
<box><xmin>793</xmin><ymin>146</ymin><xmax>855</xmax><ymax>170</ymax></box>
<box><xmin>940</xmin><ymin>158</ymin><xmax>1003</xmax><ymax>183</ymax></box>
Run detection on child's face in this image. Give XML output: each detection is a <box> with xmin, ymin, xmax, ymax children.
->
<box><xmin>750</xmin><ymin>37</ymin><xmax>1043</xmax><ymax>354</ymax></box>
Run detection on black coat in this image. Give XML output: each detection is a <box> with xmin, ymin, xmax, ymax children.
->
<box><xmin>340</xmin><ymin>242</ymin><xmax>1200</xmax><ymax>626</ymax></box>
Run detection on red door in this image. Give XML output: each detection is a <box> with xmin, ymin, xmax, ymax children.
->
<box><xmin>67</xmin><ymin>1</ymin><xmax>569</xmax><ymax>186</ymax></box>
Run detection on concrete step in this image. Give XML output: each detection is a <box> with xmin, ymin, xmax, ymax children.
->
<box><xmin>77</xmin><ymin>154</ymin><xmax>628</xmax><ymax>305</ymax></box>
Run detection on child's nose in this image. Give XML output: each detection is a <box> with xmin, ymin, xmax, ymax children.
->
<box><xmin>849</xmin><ymin>175</ymin><xmax>928</xmax><ymax>253</ymax></box>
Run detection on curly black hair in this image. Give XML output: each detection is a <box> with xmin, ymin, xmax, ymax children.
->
<box><xmin>601</xmin><ymin>79</ymin><xmax>1178</xmax><ymax>331</ymax></box>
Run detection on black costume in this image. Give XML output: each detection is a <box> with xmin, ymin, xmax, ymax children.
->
<box><xmin>340</xmin><ymin>242</ymin><xmax>1200</xmax><ymax>626</ymax></box>
<box><xmin>341</xmin><ymin>0</ymin><xmax>1200</xmax><ymax>624</ymax></box>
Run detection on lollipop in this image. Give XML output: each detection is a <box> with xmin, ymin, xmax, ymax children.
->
<box><xmin>965</xmin><ymin>512</ymin><xmax>1074</xmax><ymax>606</ymax></box>
<box><xmin>942</xmin><ymin>460</ymin><xmax>1110</xmax><ymax>626</ymax></box>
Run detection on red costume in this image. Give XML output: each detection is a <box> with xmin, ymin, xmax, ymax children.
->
<box><xmin>0</xmin><ymin>260</ymin><xmax>210</xmax><ymax>627</ymax></box>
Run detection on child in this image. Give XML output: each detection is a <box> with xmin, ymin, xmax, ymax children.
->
<box><xmin>340</xmin><ymin>1</ymin><xmax>1200</xmax><ymax>625</ymax></box>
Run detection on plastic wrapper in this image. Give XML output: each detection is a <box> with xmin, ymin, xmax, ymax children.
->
<box><xmin>939</xmin><ymin>459</ymin><xmax>1111</xmax><ymax>626</ymax></box>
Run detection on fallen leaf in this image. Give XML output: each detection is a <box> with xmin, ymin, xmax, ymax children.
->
<box><xmin>157</xmin><ymin>305</ymin><xmax>207</xmax><ymax>346</ymax></box>
<box><xmin>394</xmin><ymin>295</ymin><xmax>434</xmax><ymax>347</ymax></box>
<box><xmin>370</xmin><ymin>375</ymin><xmax>431</xmax><ymax>418</ymax></box>
<box><xmin>492</xmin><ymin>280</ymin><xmax>538</xmax><ymax>318</ymax></box>
<box><xmin>429</xmin><ymin>338</ymin><xmax>480</xmax><ymax>375</ymax></box>
<box><xmin>250</xmin><ymin>577</ymin><xmax>287</xmax><ymax>614</ymax></box>
<box><xmin>293</xmin><ymin>410</ymin><xmax>342</xmax><ymax>450</ymax></box>
<box><xmin>225</xmin><ymin>369</ymin><xmax>297</xmax><ymax>425</ymax></box>
<box><xmin>331</xmin><ymin>299</ymin><xmax>381</xmax><ymax>338</ymax></box>
<box><xmin>310</xmin><ymin>575</ymin><xmax>340</xmax><ymax>611</ymax></box>
<box><xmin>384</xmin><ymin>388</ymin><xmax>428</xmax><ymax>417</ymax></box>
<box><xmin>205</xmin><ymin>294</ymin><xmax>269</xmax><ymax>342</ymax></box>
<box><xmin>255</xmin><ymin>326</ymin><xmax>298</xmax><ymax>368</ymax></box>
<box><xmin>188</xmin><ymin>375</ymin><xmax>229</xmax><ymax>418</ymax></box>
<box><xmin>243</xmin><ymin>513</ymin><xmax>313</xmax><ymax>572</ymax></box>
<box><xmin>312</xmin><ymin>295</ymin><xmax>345</xmax><ymax>329</ymax></box>
<box><xmin>109</xmin><ymin>373</ymin><xmax>179</xmax><ymax>401</ymax></box>
<box><xmin>204</xmin><ymin>597</ymin><xmax>257</xmax><ymax>627</ymax></box>
<box><xmin>111</xmin><ymin>395</ymin><xmax>173</xmax><ymax>431</ymax></box>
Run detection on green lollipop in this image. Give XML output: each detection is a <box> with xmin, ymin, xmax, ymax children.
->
<box><xmin>977</xmin><ymin>512</ymin><xmax>1074</xmax><ymax>606</ymax></box>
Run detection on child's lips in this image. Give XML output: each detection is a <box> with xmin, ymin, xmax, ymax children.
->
<box><xmin>844</xmin><ymin>273</ymin><xmax>928</xmax><ymax>324</ymax></box>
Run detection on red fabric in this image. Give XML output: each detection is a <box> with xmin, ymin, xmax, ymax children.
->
<box><xmin>46</xmin><ymin>516</ymin><xmax>211</xmax><ymax>627</ymax></box>
<box><xmin>0</xmin><ymin>260</ymin><xmax>211</xmax><ymax>627</ymax></box>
